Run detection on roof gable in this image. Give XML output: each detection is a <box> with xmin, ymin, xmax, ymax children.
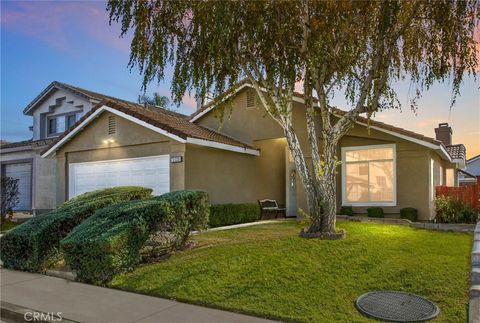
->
<box><xmin>41</xmin><ymin>99</ymin><xmax>259</xmax><ymax>158</ymax></box>
<box><xmin>189</xmin><ymin>80</ymin><xmax>455</xmax><ymax>162</ymax></box>
<box><xmin>23</xmin><ymin>81</ymin><xmax>139</xmax><ymax>116</ymax></box>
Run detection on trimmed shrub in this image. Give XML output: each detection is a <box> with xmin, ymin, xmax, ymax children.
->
<box><xmin>61</xmin><ymin>190</ymin><xmax>209</xmax><ymax>284</ymax></box>
<box><xmin>400</xmin><ymin>207</ymin><xmax>418</xmax><ymax>222</ymax></box>
<box><xmin>156</xmin><ymin>190</ymin><xmax>210</xmax><ymax>247</ymax></box>
<box><xmin>209</xmin><ymin>203</ymin><xmax>260</xmax><ymax>227</ymax></box>
<box><xmin>338</xmin><ymin>206</ymin><xmax>354</xmax><ymax>217</ymax></box>
<box><xmin>0</xmin><ymin>186</ymin><xmax>152</xmax><ymax>271</ymax></box>
<box><xmin>367</xmin><ymin>207</ymin><xmax>384</xmax><ymax>218</ymax></box>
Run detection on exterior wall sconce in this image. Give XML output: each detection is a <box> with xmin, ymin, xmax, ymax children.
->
<box><xmin>103</xmin><ymin>139</ymin><xmax>115</xmax><ymax>144</ymax></box>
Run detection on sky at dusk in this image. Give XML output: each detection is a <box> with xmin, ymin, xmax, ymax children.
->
<box><xmin>1</xmin><ymin>1</ymin><xmax>479</xmax><ymax>158</ymax></box>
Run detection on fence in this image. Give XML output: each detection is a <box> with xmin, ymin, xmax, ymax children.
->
<box><xmin>436</xmin><ymin>185</ymin><xmax>479</xmax><ymax>208</ymax></box>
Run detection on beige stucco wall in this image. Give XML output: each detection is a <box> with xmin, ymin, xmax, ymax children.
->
<box><xmin>54</xmin><ymin>111</ymin><xmax>185</xmax><ymax>205</ymax></box>
<box><xmin>198</xmin><ymin>90</ymin><xmax>284</xmax><ymax>143</ymax></box>
<box><xmin>32</xmin><ymin>148</ymin><xmax>56</xmax><ymax>211</ymax></box>
<box><xmin>184</xmin><ymin>138</ymin><xmax>286</xmax><ymax>205</ymax></box>
<box><xmin>195</xmin><ymin>89</ymin><xmax>455</xmax><ymax>221</ymax></box>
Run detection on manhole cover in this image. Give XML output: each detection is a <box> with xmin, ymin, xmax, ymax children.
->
<box><xmin>356</xmin><ymin>291</ymin><xmax>440</xmax><ymax>322</ymax></box>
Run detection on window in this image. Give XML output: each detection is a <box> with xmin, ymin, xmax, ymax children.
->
<box><xmin>47</xmin><ymin>113</ymin><xmax>78</xmax><ymax>137</ymax></box>
<box><xmin>66</xmin><ymin>114</ymin><xmax>77</xmax><ymax>129</ymax></box>
<box><xmin>446</xmin><ymin>168</ymin><xmax>455</xmax><ymax>186</ymax></box>
<box><xmin>342</xmin><ymin>144</ymin><xmax>396</xmax><ymax>206</ymax></box>
<box><xmin>47</xmin><ymin>117</ymin><xmax>57</xmax><ymax>135</ymax></box>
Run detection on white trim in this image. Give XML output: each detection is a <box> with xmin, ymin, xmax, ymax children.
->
<box><xmin>41</xmin><ymin>107</ymin><xmax>105</xmax><ymax>158</ymax></box>
<box><xmin>42</xmin><ymin>105</ymin><xmax>259</xmax><ymax>158</ymax></box>
<box><xmin>186</xmin><ymin>137</ymin><xmax>260</xmax><ymax>156</ymax></box>
<box><xmin>23</xmin><ymin>85</ymin><xmax>57</xmax><ymax>115</ymax></box>
<box><xmin>190</xmin><ymin>83</ymin><xmax>253</xmax><ymax>122</ymax></box>
<box><xmin>41</xmin><ymin>105</ymin><xmax>187</xmax><ymax>158</ymax></box>
<box><xmin>341</xmin><ymin>144</ymin><xmax>397</xmax><ymax>207</ymax></box>
<box><xmin>102</xmin><ymin>107</ymin><xmax>187</xmax><ymax>143</ymax></box>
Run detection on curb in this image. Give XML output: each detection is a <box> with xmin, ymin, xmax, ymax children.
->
<box><xmin>1</xmin><ymin>301</ymin><xmax>78</xmax><ymax>323</ymax></box>
<box><xmin>470</xmin><ymin>222</ymin><xmax>480</xmax><ymax>323</ymax></box>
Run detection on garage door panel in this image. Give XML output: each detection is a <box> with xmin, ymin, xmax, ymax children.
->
<box><xmin>69</xmin><ymin>155</ymin><xmax>170</xmax><ymax>198</ymax></box>
<box><xmin>5</xmin><ymin>162</ymin><xmax>32</xmax><ymax>210</ymax></box>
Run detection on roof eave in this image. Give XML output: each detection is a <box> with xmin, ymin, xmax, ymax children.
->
<box><xmin>42</xmin><ymin>104</ymin><xmax>259</xmax><ymax>158</ymax></box>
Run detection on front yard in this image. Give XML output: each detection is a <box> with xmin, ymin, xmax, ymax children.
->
<box><xmin>111</xmin><ymin>221</ymin><xmax>472</xmax><ymax>322</ymax></box>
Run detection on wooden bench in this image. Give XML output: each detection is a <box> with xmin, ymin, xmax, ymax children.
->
<box><xmin>258</xmin><ymin>199</ymin><xmax>286</xmax><ymax>219</ymax></box>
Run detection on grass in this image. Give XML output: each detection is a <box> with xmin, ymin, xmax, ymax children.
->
<box><xmin>111</xmin><ymin>221</ymin><xmax>472</xmax><ymax>322</ymax></box>
<box><xmin>0</xmin><ymin>220</ymin><xmax>18</xmax><ymax>232</ymax></box>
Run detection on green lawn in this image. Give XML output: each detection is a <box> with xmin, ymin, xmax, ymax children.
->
<box><xmin>111</xmin><ymin>221</ymin><xmax>472</xmax><ymax>322</ymax></box>
<box><xmin>0</xmin><ymin>220</ymin><xmax>18</xmax><ymax>232</ymax></box>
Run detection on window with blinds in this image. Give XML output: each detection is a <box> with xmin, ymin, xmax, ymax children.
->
<box><xmin>342</xmin><ymin>144</ymin><xmax>396</xmax><ymax>206</ymax></box>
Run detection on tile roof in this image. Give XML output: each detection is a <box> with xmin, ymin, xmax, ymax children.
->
<box><xmin>446</xmin><ymin>144</ymin><xmax>466</xmax><ymax>160</ymax></box>
<box><xmin>42</xmin><ymin>99</ymin><xmax>255</xmax><ymax>155</ymax></box>
<box><xmin>190</xmin><ymin>79</ymin><xmax>445</xmax><ymax>147</ymax></box>
<box><xmin>24</xmin><ymin>81</ymin><xmax>188</xmax><ymax>118</ymax></box>
<box><xmin>0</xmin><ymin>138</ymin><xmax>56</xmax><ymax>150</ymax></box>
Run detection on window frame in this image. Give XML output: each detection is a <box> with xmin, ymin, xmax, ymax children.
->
<box><xmin>341</xmin><ymin>143</ymin><xmax>397</xmax><ymax>207</ymax></box>
<box><xmin>46</xmin><ymin>116</ymin><xmax>60</xmax><ymax>137</ymax></box>
<box><xmin>46</xmin><ymin>113</ymin><xmax>78</xmax><ymax>137</ymax></box>
<box><xmin>66</xmin><ymin>113</ymin><xmax>78</xmax><ymax>129</ymax></box>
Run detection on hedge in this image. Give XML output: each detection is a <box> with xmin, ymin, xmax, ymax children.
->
<box><xmin>400</xmin><ymin>207</ymin><xmax>418</xmax><ymax>222</ymax></box>
<box><xmin>367</xmin><ymin>207</ymin><xmax>384</xmax><ymax>218</ymax></box>
<box><xmin>61</xmin><ymin>190</ymin><xmax>209</xmax><ymax>284</ymax></box>
<box><xmin>338</xmin><ymin>205</ymin><xmax>354</xmax><ymax>217</ymax></box>
<box><xmin>0</xmin><ymin>186</ymin><xmax>152</xmax><ymax>272</ymax></box>
<box><xmin>209</xmin><ymin>203</ymin><xmax>260</xmax><ymax>228</ymax></box>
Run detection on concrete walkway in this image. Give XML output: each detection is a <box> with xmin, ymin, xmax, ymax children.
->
<box><xmin>0</xmin><ymin>270</ymin><xmax>277</xmax><ymax>323</ymax></box>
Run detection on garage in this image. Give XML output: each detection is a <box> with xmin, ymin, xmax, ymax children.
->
<box><xmin>68</xmin><ymin>155</ymin><xmax>170</xmax><ymax>198</ymax></box>
<box><xmin>5</xmin><ymin>162</ymin><xmax>32</xmax><ymax>210</ymax></box>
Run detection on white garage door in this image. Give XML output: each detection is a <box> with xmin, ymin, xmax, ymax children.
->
<box><xmin>5</xmin><ymin>162</ymin><xmax>32</xmax><ymax>210</ymax></box>
<box><xmin>69</xmin><ymin>155</ymin><xmax>170</xmax><ymax>198</ymax></box>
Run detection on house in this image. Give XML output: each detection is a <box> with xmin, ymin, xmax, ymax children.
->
<box><xmin>0</xmin><ymin>82</ymin><xmax>123</xmax><ymax>214</ymax></box>
<box><xmin>459</xmin><ymin>154</ymin><xmax>480</xmax><ymax>186</ymax></box>
<box><xmin>1</xmin><ymin>81</ymin><xmax>468</xmax><ymax>221</ymax></box>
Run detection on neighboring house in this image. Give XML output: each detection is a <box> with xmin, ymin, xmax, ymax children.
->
<box><xmin>459</xmin><ymin>154</ymin><xmax>480</xmax><ymax>185</ymax></box>
<box><xmin>1</xmin><ymin>81</ymin><xmax>468</xmax><ymax>220</ymax></box>
<box><xmin>0</xmin><ymin>82</ymin><xmax>131</xmax><ymax>214</ymax></box>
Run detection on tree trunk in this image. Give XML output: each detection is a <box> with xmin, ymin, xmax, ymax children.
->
<box><xmin>318</xmin><ymin>139</ymin><xmax>337</xmax><ymax>233</ymax></box>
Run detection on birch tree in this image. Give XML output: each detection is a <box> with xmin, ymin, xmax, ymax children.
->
<box><xmin>108</xmin><ymin>0</ymin><xmax>478</xmax><ymax>237</ymax></box>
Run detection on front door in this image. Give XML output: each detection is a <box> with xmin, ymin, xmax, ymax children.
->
<box><xmin>285</xmin><ymin>148</ymin><xmax>297</xmax><ymax>217</ymax></box>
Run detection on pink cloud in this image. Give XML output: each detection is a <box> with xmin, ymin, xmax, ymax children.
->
<box><xmin>1</xmin><ymin>1</ymin><xmax>130</xmax><ymax>53</ymax></box>
<box><xmin>182</xmin><ymin>93</ymin><xmax>197</xmax><ymax>110</ymax></box>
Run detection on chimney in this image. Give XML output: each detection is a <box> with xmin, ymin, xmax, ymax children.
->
<box><xmin>435</xmin><ymin>123</ymin><xmax>452</xmax><ymax>146</ymax></box>
<box><xmin>195</xmin><ymin>92</ymin><xmax>214</xmax><ymax>111</ymax></box>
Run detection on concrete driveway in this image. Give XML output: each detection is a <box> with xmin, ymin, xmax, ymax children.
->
<box><xmin>0</xmin><ymin>270</ymin><xmax>278</xmax><ymax>323</ymax></box>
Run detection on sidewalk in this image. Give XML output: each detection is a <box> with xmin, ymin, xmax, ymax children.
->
<box><xmin>0</xmin><ymin>270</ymin><xmax>277</xmax><ymax>323</ymax></box>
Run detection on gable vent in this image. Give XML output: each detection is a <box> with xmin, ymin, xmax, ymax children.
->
<box><xmin>246</xmin><ymin>89</ymin><xmax>255</xmax><ymax>108</ymax></box>
<box><xmin>107</xmin><ymin>116</ymin><xmax>116</xmax><ymax>135</ymax></box>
